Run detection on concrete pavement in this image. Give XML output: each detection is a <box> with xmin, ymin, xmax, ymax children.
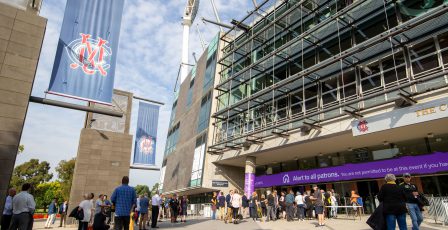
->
<box><xmin>32</xmin><ymin>216</ymin><xmax>446</xmax><ymax>230</ymax></box>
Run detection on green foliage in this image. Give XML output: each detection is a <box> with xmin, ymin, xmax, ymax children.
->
<box><xmin>134</xmin><ymin>185</ymin><xmax>150</xmax><ymax>196</ymax></box>
<box><xmin>151</xmin><ymin>183</ymin><xmax>160</xmax><ymax>196</ymax></box>
<box><xmin>55</xmin><ymin>158</ymin><xmax>76</xmax><ymax>200</ymax></box>
<box><xmin>34</xmin><ymin>181</ymin><xmax>64</xmax><ymax>210</ymax></box>
<box><xmin>10</xmin><ymin>159</ymin><xmax>53</xmax><ymax>190</ymax></box>
<box><xmin>18</xmin><ymin>145</ymin><xmax>24</xmax><ymax>153</ymax></box>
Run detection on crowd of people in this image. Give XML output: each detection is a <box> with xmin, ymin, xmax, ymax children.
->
<box><xmin>0</xmin><ymin>173</ymin><xmax>427</xmax><ymax>230</ymax></box>
<box><xmin>208</xmin><ymin>186</ymin><xmax>346</xmax><ymax>227</ymax></box>
<box><xmin>206</xmin><ymin>173</ymin><xmax>426</xmax><ymax>230</ymax></box>
<box><xmin>73</xmin><ymin>176</ymin><xmax>193</xmax><ymax>230</ymax></box>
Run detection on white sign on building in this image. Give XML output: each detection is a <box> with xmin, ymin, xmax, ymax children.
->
<box><xmin>352</xmin><ymin>97</ymin><xmax>448</xmax><ymax>136</ymax></box>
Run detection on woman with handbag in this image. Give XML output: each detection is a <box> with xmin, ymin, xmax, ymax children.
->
<box><xmin>377</xmin><ymin>174</ymin><xmax>407</xmax><ymax>230</ymax></box>
<box><xmin>78</xmin><ymin>193</ymin><xmax>93</xmax><ymax>230</ymax></box>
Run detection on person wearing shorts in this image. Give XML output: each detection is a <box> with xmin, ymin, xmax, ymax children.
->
<box><xmin>311</xmin><ymin>185</ymin><xmax>325</xmax><ymax>227</ymax></box>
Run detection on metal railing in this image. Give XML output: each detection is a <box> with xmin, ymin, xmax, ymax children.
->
<box><xmin>424</xmin><ymin>196</ymin><xmax>448</xmax><ymax>226</ymax></box>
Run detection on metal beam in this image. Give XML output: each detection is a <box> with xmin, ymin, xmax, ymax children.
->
<box><xmin>29</xmin><ymin>96</ymin><xmax>123</xmax><ymax>117</ymax></box>
<box><xmin>202</xmin><ymin>17</ymin><xmax>234</xmax><ymax>29</ymax></box>
<box><xmin>130</xmin><ymin>165</ymin><xmax>160</xmax><ymax>171</ymax></box>
<box><xmin>133</xmin><ymin>96</ymin><xmax>165</xmax><ymax>105</ymax></box>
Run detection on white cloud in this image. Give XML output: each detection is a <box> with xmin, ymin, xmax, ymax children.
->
<box><xmin>17</xmin><ymin>0</ymin><xmax>256</xmax><ymax>187</ymax></box>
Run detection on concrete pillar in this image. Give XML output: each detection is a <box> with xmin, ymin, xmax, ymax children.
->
<box><xmin>244</xmin><ymin>156</ymin><xmax>256</xmax><ymax>197</ymax></box>
<box><xmin>0</xmin><ymin>3</ymin><xmax>46</xmax><ymax>215</ymax></box>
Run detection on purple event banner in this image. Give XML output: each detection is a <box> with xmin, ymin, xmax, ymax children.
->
<box><xmin>255</xmin><ymin>152</ymin><xmax>448</xmax><ymax>188</ymax></box>
<box><xmin>245</xmin><ymin>173</ymin><xmax>255</xmax><ymax>196</ymax></box>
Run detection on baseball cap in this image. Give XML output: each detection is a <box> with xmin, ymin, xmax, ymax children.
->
<box><xmin>403</xmin><ymin>173</ymin><xmax>411</xmax><ymax>177</ymax></box>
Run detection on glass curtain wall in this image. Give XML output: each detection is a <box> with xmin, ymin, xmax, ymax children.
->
<box><xmin>212</xmin><ymin>0</ymin><xmax>448</xmax><ymax>145</ymax></box>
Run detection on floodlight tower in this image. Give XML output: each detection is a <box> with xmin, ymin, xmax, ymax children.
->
<box><xmin>181</xmin><ymin>0</ymin><xmax>200</xmax><ymax>83</ymax></box>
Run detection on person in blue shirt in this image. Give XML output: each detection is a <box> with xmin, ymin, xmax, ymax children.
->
<box><xmin>138</xmin><ymin>193</ymin><xmax>150</xmax><ymax>230</ymax></box>
<box><xmin>45</xmin><ymin>198</ymin><xmax>58</xmax><ymax>228</ymax></box>
<box><xmin>58</xmin><ymin>200</ymin><xmax>68</xmax><ymax>227</ymax></box>
<box><xmin>217</xmin><ymin>192</ymin><xmax>226</xmax><ymax>220</ymax></box>
<box><xmin>111</xmin><ymin>176</ymin><xmax>137</xmax><ymax>230</ymax></box>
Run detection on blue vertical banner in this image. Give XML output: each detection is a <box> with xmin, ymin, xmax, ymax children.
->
<box><xmin>48</xmin><ymin>0</ymin><xmax>125</xmax><ymax>104</ymax></box>
<box><xmin>133</xmin><ymin>102</ymin><xmax>160</xmax><ymax>165</ymax></box>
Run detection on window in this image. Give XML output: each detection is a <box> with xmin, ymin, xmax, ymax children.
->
<box><xmin>409</xmin><ymin>38</ymin><xmax>439</xmax><ymax>76</ymax></box>
<box><xmin>290</xmin><ymin>90</ymin><xmax>303</xmax><ymax>116</ymax></box>
<box><xmin>321</xmin><ymin>77</ymin><xmax>338</xmax><ymax>106</ymax></box>
<box><xmin>164</xmin><ymin>122</ymin><xmax>180</xmax><ymax>156</ymax></box>
<box><xmin>169</xmin><ymin>100</ymin><xmax>177</xmax><ymax>127</ymax></box>
<box><xmin>197</xmin><ymin>91</ymin><xmax>212</xmax><ymax>133</ymax></box>
<box><xmin>186</xmin><ymin>79</ymin><xmax>194</xmax><ymax>107</ymax></box>
<box><xmin>304</xmin><ymin>83</ymin><xmax>318</xmax><ymax>113</ymax></box>
<box><xmin>203</xmin><ymin>52</ymin><xmax>217</xmax><ymax>90</ymax></box>
<box><xmin>360</xmin><ymin>62</ymin><xmax>381</xmax><ymax>93</ymax></box>
<box><xmin>190</xmin><ymin>134</ymin><xmax>207</xmax><ymax>187</ymax></box>
<box><xmin>382</xmin><ymin>50</ymin><xmax>407</xmax><ymax>86</ymax></box>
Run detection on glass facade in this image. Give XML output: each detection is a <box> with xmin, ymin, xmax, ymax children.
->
<box><xmin>211</xmin><ymin>0</ymin><xmax>448</xmax><ymax>148</ymax></box>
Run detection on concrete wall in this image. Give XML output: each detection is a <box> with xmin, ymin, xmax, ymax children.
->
<box><xmin>162</xmin><ymin>48</ymin><xmax>207</xmax><ymax>192</ymax></box>
<box><xmin>162</xmin><ymin>33</ymin><xmax>245</xmax><ymax>194</ymax></box>
<box><xmin>0</xmin><ymin>2</ymin><xmax>46</xmax><ymax>214</ymax></box>
<box><xmin>68</xmin><ymin>128</ymin><xmax>133</xmax><ymax>210</ymax></box>
<box><xmin>69</xmin><ymin>90</ymin><xmax>134</xmax><ymax>211</ymax></box>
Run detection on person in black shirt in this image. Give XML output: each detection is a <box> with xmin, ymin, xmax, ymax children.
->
<box><xmin>169</xmin><ymin>194</ymin><xmax>179</xmax><ymax>223</ymax></box>
<box><xmin>249</xmin><ymin>192</ymin><xmax>259</xmax><ymax>222</ymax></box>
<box><xmin>311</xmin><ymin>185</ymin><xmax>325</xmax><ymax>227</ymax></box>
<box><xmin>378</xmin><ymin>174</ymin><xmax>407</xmax><ymax>230</ymax></box>
<box><xmin>266</xmin><ymin>190</ymin><xmax>276</xmax><ymax>222</ymax></box>
<box><xmin>92</xmin><ymin>209</ymin><xmax>109</xmax><ymax>230</ymax></box>
<box><xmin>242</xmin><ymin>193</ymin><xmax>249</xmax><ymax>219</ymax></box>
<box><xmin>399</xmin><ymin>173</ymin><xmax>424</xmax><ymax>230</ymax></box>
<box><xmin>304</xmin><ymin>191</ymin><xmax>313</xmax><ymax>220</ymax></box>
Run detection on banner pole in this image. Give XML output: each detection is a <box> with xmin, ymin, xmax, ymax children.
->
<box><xmin>133</xmin><ymin>96</ymin><xmax>164</xmax><ymax>106</ymax></box>
<box><xmin>29</xmin><ymin>96</ymin><xmax>123</xmax><ymax>117</ymax></box>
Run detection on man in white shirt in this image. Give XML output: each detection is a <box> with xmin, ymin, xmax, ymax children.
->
<box><xmin>1</xmin><ymin>188</ymin><xmax>16</xmax><ymax>230</ymax></box>
<box><xmin>294</xmin><ymin>192</ymin><xmax>305</xmax><ymax>221</ymax></box>
<box><xmin>9</xmin><ymin>183</ymin><xmax>35</xmax><ymax>230</ymax></box>
<box><xmin>151</xmin><ymin>192</ymin><xmax>162</xmax><ymax>228</ymax></box>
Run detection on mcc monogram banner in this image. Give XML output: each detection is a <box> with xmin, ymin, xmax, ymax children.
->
<box><xmin>133</xmin><ymin>102</ymin><xmax>160</xmax><ymax>165</ymax></box>
<box><xmin>48</xmin><ymin>0</ymin><xmax>125</xmax><ymax>104</ymax></box>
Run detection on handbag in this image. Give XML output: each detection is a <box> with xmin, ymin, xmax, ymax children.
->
<box><xmin>417</xmin><ymin>194</ymin><xmax>430</xmax><ymax>207</ymax></box>
<box><xmin>76</xmin><ymin>209</ymin><xmax>84</xmax><ymax>220</ymax></box>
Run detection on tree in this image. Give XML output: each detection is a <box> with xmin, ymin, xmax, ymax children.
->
<box><xmin>10</xmin><ymin>159</ymin><xmax>53</xmax><ymax>190</ymax></box>
<box><xmin>134</xmin><ymin>185</ymin><xmax>150</xmax><ymax>195</ymax></box>
<box><xmin>151</xmin><ymin>183</ymin><xmax>160</xmax><ymax>196</ymax></box>
<box><xmin>55</xmin><ymin>158</ymin><xmax>76</xmax><ymax>200</ymax></box>
<box><xmin>34</xmin><ymin>181</ymin><xmax>64</xmax><ymax>211</ymax></box>
<box><xmin>18</xmin><ymin>145</ymin><xmax>24</xmax><ymax>154</ymax></box>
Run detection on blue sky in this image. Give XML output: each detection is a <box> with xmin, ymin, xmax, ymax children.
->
<box><xmin>15</xmin><ymin>0</ymin><xmax>254</xmax><ymax>188</ymax></box>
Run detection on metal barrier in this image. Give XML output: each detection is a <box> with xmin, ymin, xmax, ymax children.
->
<box><xmin>424</xmin><ymin>196</ymin><xmax>448</xmax><ymax>226</ymax></box>
<box><xmin>186</xmin><ymin>203</ymin><xmax>212</xmax><ymax>218</ymax></box>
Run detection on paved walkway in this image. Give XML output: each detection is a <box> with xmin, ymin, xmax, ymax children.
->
<box><xmin>32</xmin><ymin>217</ymin><xmax>446</xmax><ymax>230</ymax></box>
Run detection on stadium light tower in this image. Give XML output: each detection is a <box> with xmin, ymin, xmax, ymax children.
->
<box><xmin>181</xmin><ymin>0</ymin><xmax>200</xmax><ymax>83</ymax></box>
